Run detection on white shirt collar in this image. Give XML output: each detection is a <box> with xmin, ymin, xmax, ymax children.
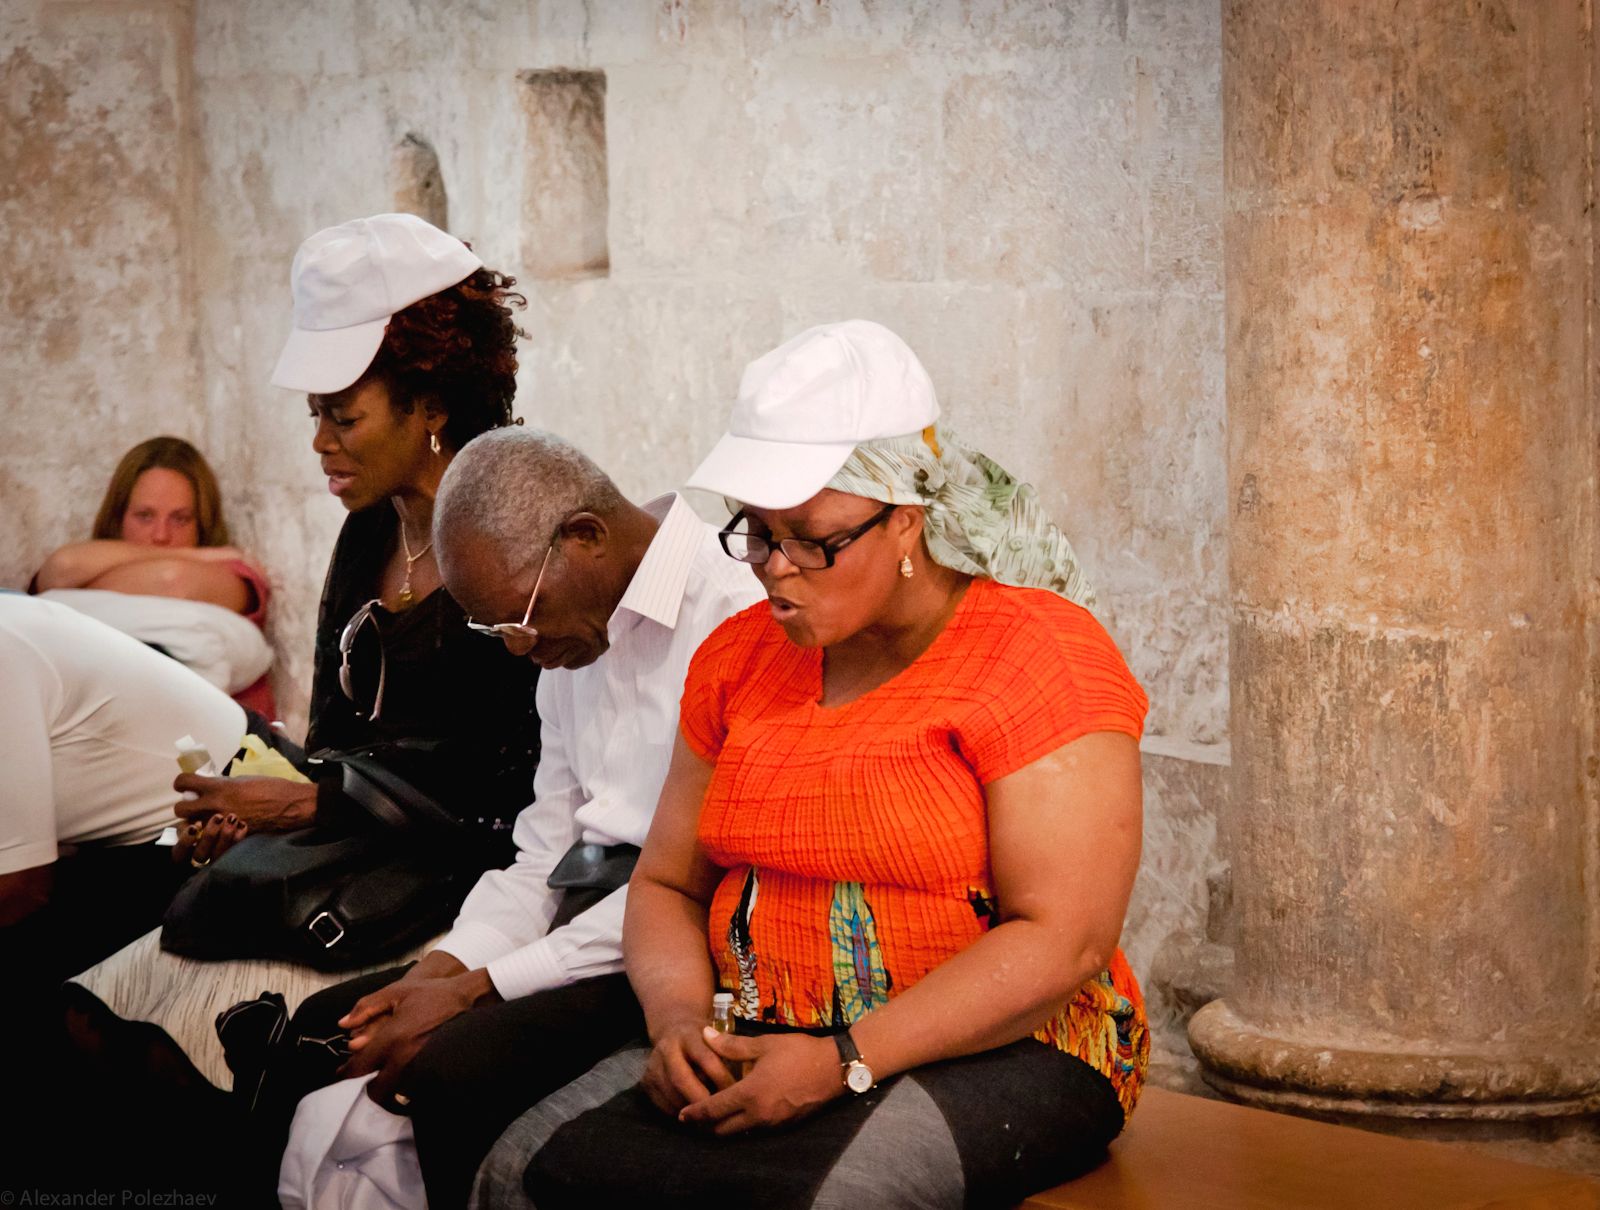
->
<box><xmin>610</xmin><ymin>493</ymin><xmax>708</xmax><ymax>632</ymax></box>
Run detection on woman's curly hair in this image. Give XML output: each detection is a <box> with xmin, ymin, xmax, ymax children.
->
<box><xmin>364</xmin><ymin>262</ymin><xmax>527</xmax><ymax>451</ymax></box>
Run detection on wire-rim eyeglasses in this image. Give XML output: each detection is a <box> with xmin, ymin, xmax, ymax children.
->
<box><xmin>466</xmin><ymin>545</ymin><xmax>553</xmax><ymax>655</ymax></box>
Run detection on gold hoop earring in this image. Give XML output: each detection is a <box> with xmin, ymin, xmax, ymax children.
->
<box><xmin>429</xmin><ymin>432</ymin><xmax>442</xmax><ymax>456</ymax></box>
<box><xmin>899</xmin><ymin>555</ymin><xmax>914</xmax><ymax>579</ymax></box>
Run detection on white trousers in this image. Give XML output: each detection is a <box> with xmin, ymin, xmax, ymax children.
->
<box><xmin>279</xmin><ymin>1074</ymin><xmax>427</xmax><ymax>1210</ymax></box>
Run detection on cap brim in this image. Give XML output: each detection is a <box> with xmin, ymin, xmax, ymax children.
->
<box><xmin>686</xmin><ymin>432</ymin><xmax>858</xmax><ymax>510</ymax></box>
<box><xmin>270</xmin><ymin>317</ymin><xmax>388</xmax><ymax>394</ymax></box>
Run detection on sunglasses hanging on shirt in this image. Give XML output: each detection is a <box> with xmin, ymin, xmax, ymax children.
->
<box><xmin>338</xmin><ymin>599</ymin><xmax>388</xmax><ymax>720</ymax></box>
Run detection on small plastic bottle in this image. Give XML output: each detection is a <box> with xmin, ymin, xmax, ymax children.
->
<box><xmin>174</xmin><ymin>735</ymin><xmax>217</xmax><ymax>777</ymax></box>
<box><xmin>710</xmin><ymin>992</ymin><xmax>744</xmax><ymax>1079</ymax></box>
<box><xmin>166</xmin><ymin>735</ymin><xmax>219</xmax><ymax>847</ymax></box>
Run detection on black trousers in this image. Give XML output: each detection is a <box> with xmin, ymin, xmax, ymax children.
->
<box><xmin>278</xmin><ymin>966</ymin><xmax>642</xmax><ymax>1208</ymax></box>
<box><xmin>4</xmin><ymin>843</ymin><xmax>206</xmax><ymax>1190</ymax></box>
<box><xmin>2</xmin><ymin>841</ymin><xmax>192</xmax><ymax>999</ymax></box>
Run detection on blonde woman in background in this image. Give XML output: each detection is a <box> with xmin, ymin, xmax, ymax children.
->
<box><xmin>31</xmin><ymin>434</ymin><xmax>277</xmax><ymax>717</ymax></box>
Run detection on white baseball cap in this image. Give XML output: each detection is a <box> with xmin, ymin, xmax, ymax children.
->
<box><xmin>687</xmin><ymin>320</ymin><xmax>940</xmax><ymax>510</ymax></box>
<box><xmin>270</xmin><ymin>213</ymin><xmax>483</xmax><ymax>394</ymax></box>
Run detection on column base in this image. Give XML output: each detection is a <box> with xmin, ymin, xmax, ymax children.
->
<box><xmin>1188</xmin><ymin>1000</ymin><xmax>1600</xmax><ymax>1123</ymax></box>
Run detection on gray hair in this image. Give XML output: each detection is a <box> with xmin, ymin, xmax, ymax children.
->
<box><xmin>434</xmin><ymin>427</ymin><xmax>625</xmax><ymax>578</ymax></box>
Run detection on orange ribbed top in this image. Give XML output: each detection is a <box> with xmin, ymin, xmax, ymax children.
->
<box><xmin>682</xmin><ymin>577</ymin><xmax>1152</xmax><ymax>1116</ymax></box>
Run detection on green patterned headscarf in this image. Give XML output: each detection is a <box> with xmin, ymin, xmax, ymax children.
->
<box><xmin>825</xmin><ymin>425</ymin><xmax>1095</xmax><ymax>608</ymax></box>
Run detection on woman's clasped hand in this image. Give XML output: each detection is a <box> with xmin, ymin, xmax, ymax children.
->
<box><xmin>673</xmin><ymin>1029</ymin><xmax>843</xmax><ymax>1134</ymax></box>
<box><xmin>639</xmin><ymin>1014</ymin><xmax>843</xmax><ymax>1132</ymax></box>
<box><xmin>168</xmin><ymin>774</ymin><xmax>318</xmax><ymax>866</ymax></box>
<box><xmin>170</xmin><ymin>808</ymin><xmax>250</xmax><ymax>869</ymax></box>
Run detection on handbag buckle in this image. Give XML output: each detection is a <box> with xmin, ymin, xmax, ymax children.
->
<box><xmin>307</xmin><ymin>911</ymin><xmax>346</xmax><ymax>949</ymax></box>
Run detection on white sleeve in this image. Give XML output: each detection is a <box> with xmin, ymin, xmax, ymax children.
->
<box><xmin>432</xmin><ymin>674</ymin><xmax>580</xmax><ymax>973</ymax></box>
<box><xmin>469</xmin><ymin>560</ymin><xmax>765</xmax><ymax>999</ymax></box>
<box><xmin>483</xmin><ymin>883</ymin><xmax>628</xmax><ymax>1001</ymax></box>
<box><xmin>433</xmin><ymin>668</ymin><xmax>635</xmax><ymax>1001</ymax></box>
<box><xmin>0</xmin><ymin>622</ymin><xmax>61</xmax><ymax>876</ymax></box>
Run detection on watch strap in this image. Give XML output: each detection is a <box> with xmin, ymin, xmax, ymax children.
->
<box><xmin>833</xmin><ymin>1028</ymin><xmax>863</xmax><ymax>1067</ymax></box>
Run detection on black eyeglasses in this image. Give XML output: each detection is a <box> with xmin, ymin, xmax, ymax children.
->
<box><xmin>719</xmin><ymin>503</ymin><xmax>897</xmax><ymax>570</ymax></box>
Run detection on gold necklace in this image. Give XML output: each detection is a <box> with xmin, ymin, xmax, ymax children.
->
<box><xmin>397</xmin><ymin>522</ymin><xmax>433</xmax><ymax>607</ymax></box>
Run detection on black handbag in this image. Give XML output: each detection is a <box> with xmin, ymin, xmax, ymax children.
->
<box><xmin>159</xmin><ymin>749</ymin><xmax>477</xmax><ymax>970</ymax></box>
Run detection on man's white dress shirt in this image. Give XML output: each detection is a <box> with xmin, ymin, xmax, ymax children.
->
<box><xmin>280</xmin><ymin>494</ymin><xmax>761</xmax><ymax>1210</ymax></box>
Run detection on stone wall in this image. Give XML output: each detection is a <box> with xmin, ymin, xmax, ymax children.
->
<box><xmin>0</xmin><ymin>0</ymin><xmax>201</xmax><ymax>588</ymax></box>
<box><xmin>4</xmin><ymin>0</ymin><xmax>1230</xmax><ymax>1081</ymax></box>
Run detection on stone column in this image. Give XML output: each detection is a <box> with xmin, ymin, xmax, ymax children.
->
<box><xmin>1190</xmin><ymin>0</ymin><xmax>1600</xmax><ymax>1129</ymax></box>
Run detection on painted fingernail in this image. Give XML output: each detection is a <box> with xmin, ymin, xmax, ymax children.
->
<box><xmin>226</xmin><ymin>814</ymin><xmax>238</xmax><ymax>825</ymax></box>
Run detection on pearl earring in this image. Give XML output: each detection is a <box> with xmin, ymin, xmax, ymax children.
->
<box><xmin>430</xmin><ymin>432</ymin><xmax>442</xmax><ymax>456</ymax></box>
<box><xmin>899</xmin><ymin>555</ymin><xmax>914</xmax><ymax>579</ymax></box>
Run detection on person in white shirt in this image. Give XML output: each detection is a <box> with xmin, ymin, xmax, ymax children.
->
<box><xmin>1</xmin><ymin>594</ymin><xmax>251</xmax><ymax>1199</ymax></box>
<box><xmin>276</xmin><ymin>428</ymin><xmax>762</xmax><ymax>1209</ymax></box>
<box><xmin>0</xmin><ymin>593</ymin><xmax>247</xmax><ymax>977</ymax></box>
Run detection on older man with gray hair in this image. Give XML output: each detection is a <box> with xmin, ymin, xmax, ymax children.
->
<box><xmin>278</xmin><ymin>428</ymin><xmax>762</xmax><ymax>1210</ymax></box>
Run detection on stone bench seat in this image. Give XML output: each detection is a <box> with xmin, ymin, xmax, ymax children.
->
<box><xmin>1025</xmin><ymin>1087</ymin><xmax>1599</xmax><ymax>1209</ymax></box>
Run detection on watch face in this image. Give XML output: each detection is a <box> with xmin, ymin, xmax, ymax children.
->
<box><xmin>846</xmin><ymin>1062</ymin><xmax>874</xmax><ymax>1094</ymax></box>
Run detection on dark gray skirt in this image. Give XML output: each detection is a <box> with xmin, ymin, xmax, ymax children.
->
<box><xmin>472</xmin><ymin>1036</ymin><xmax>1125</xmax><ymax>1210</ymax></box>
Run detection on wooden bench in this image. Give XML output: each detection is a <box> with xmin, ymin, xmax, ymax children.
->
<box><xmin>1025</xmin><ymin>1087</ymin><xmax>1600</xmax><ymax>1209</ymax></box>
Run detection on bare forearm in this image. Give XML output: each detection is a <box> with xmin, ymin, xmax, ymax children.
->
<box><xmin>34</xmin><ymin>541</ymin><xmax>169</xmax><ymax>590</ymax></box>
<box><xmin>88</xmin><ymin>557</ymin><xmax>250</xmax><ymax>612</ymax></box>
<box><xmin>624</xmin><ymin>877</ymin><xmax>719</xmax><ymax>1037</ymax></box>
<box><xmin>850</xmin><ymin>919</ymin><xmax>1112</xmax><ymax>1082</ymax></box>
<box><xmin>844</xmin><ymin>734</ymin><xmax>1146</xmax><ymax>1080</ymax></box>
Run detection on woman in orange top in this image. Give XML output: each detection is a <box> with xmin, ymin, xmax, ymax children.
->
<box><xmin>477</xmin><ymin>321</ymin><xmax>1147</xmax><ymax>1209</ymax></box>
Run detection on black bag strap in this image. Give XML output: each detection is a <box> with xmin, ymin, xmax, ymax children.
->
<box><xmin>331</xmin><ymin>753</ymin><xmax>465</xmax><ymax>834</ymax></box>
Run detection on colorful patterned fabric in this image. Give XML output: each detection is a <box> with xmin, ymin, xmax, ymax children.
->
<box><xmin>825</xmin><ymin>425</ymin><xmax>1097</xmax><ymax>608</ymax></box>
<box><xmin>682</xmin><ymin>577</ymin><xmax>1151</xmax><ymax>1119</ymax></box>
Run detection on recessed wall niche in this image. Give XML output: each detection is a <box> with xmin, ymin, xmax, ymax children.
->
<box><xmin>391</xmin><ymin>132</ymin><xmax>448</xmax><ymax>231</ymax></box>
<box><xmin>518</xmin><ymin>69</ymin><xmax>609</xmax><ymax>279</ymax></box>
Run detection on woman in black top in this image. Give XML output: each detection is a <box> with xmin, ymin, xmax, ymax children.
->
<box><xmin>173</xmin><ymin>215</ymin><xmax>538</xmax><ymax>871</ymax></box>
<box><xmin>296</xmin><ymin>503</ymin><xmax>538</xmax><ymax>865</ymax></box>
<box><xmin>27</xmin><ymin>218</ymin><xmax>540</xmax><ymax>1201</ymax></box>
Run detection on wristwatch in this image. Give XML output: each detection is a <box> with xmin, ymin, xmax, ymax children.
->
<box><xmin>833</xmin><ymin>1029</ymin><xmax>875</xmax><ymax>1094</ymax></box>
